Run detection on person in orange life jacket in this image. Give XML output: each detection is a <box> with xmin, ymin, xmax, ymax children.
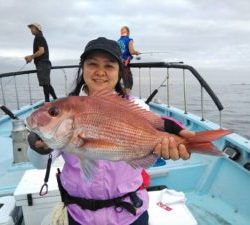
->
<box><xmin>24</xmin><ymin>23</ymin><xmax>57</xmax><ymax>102</ymax></box>
<box><xmin>27</xmin><ymin>37</ymin><xmax>195</xmax><ymax>225</ymax></box>
<box><xmin>117</xmin><ymin>26</ymin><xmax>140</xmax><ymax>96</ymax></box>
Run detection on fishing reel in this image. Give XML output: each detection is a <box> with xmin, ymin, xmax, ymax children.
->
<box><xmin>1</xmin><ymin>105</ymin><xmax>29</xmax><ymax>163</ymax></box>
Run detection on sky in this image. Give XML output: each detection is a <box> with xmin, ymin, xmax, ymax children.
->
<box><xmin>0</xmin><ymin>0</ymin><xmax>250</xmax><ymax>76</ymax></box>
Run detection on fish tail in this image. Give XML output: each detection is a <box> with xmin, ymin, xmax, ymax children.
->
<box><xmin>185</xmin><ymin>129</ymin><xmax>232</xmax><ymax>156</ymax></box>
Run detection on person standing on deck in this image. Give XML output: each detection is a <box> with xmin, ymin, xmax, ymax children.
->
<box><xmin>117</xmin><ymin>26</ymin><xmax>141</xmax><ymax>96</ymax></box>
<box><xmin>24</xmin><ymin>23</ymin><xmax>57</xmax><ymax>102</ymax></box>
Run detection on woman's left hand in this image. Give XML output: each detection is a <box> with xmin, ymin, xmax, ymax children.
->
<box><xmin>153</xmin><ymin>129</ymin><xmax>195</xmax><ymax>160</ymax></box>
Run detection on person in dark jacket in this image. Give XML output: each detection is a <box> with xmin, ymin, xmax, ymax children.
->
<box><xmin>25</xmin><ymin>22</ymin><xmax>57</xmax><ymax>102</ymax></box>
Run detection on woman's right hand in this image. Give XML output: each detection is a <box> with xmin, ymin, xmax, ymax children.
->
<box><xmin>34</xmin><ymin>139</ymin><xmax>49</xmax><ymax>149</ymax></box>
<box><xmin>27</xmin><ymin>132</ymin><xmax>53</xmax><ymax>155</ymax></box>
<box><xmin>153</xmin><ymin>129</ymin><xmax>195</xmax><ymax>160</ymax></box>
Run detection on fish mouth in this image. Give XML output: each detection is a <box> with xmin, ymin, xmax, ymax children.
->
<box><xmin>25</xmin><ymin>117</ymin><xmax>38</xmax><ymax>131</ymax></box>
<box><xmin>31</xmin><ymin>115</ymin><xmax>73</xmax><ymax>150</ymax></box>
<box><xmin>25</xmin><ymin>123</ymin><xmax>70</xmax><ymax>150</ymax></box>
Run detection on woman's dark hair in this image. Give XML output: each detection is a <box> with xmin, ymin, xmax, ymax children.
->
<box><xmin>69</xmin><ymin>51</ymin><xmax>125</xmax><ymax>97</ymax></box>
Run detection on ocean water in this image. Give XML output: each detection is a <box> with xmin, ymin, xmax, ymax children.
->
<box><xmin>0</xmin><ymin>66</ymin><xmax>249</xmax><ymax>139</ymax></box>
<box><xmin>132</xmin><ymin>69</ymin><xmax>250</xmax><ymax>139</ymax></box>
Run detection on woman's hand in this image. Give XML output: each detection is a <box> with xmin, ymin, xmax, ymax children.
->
<box><xmin>34</xmin><ymin>139</ymin><xmax>49</xmax><ymax>150</ymax></box>
<box><xmin>153</xmin><ymin>129</ymin><xmax>195</xmax><ymax>160</ymax></box>
<box><xmin>27</xmin><ymin>132</ymin><xmax>52</xmax><ymax>155</ymax></box>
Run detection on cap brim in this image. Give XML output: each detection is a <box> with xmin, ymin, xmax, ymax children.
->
<box><xmin>27</xmin><ymin>24</ymin><xmax>41</xmax><ymax>31</ymax></box>
<box><xmin>81</xmin><ymin>48</ymin><xmax>121</xmax><ymax>63</ymax></box>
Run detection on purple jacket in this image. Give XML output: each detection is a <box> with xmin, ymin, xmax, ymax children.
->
<box><xmin>60</xmin><ymin>152</ymin><xmax>149</xmax><ymax>225</ymax></box>
<box><xmin>27</xmin><ymin>98</ymin><xmax>184</xmax><ymax>225</ymax></box>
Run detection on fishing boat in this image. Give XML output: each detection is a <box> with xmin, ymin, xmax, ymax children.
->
<box><xmin>0</xmin><ymin>62</ymin><xmax>249</xmax><ymax>225</ymax></box>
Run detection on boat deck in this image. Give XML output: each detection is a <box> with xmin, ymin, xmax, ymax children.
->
<box><xmin>0</xmin><ymin>96</ymin><xmax>250</xmax><ymax>225</ymax></box>
<box><xmin>186</xmin><ymin>192</ymin><xmax>246</xmax><ymax>225</ymax></box>
<box><xmin>149</xmin><ymin>154</ymin><xmax>250</xmax><ymax>225</ymax></box>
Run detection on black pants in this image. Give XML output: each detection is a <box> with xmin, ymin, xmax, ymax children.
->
<box><xmin>42</xmin><ymin>84</ymin><xmax>57</xmax><ymax>102</ymax></box>
<box><xmin>122</xmin><ymin>65</ymin><xmax>133</xmax><ymax>89</ymax></box>
<box><xmin>130</xmin><ymin>211</ymin><xmax>149</xmax><ymax>225</ymax></box>
<box><xmin>36</xmin><ymin>60</ymin><xmax>57</xmax><ymax>102</ymax></box>
<box><xmin>68</xmin><ymin>210</ymin><xmax>149</xmax><ymax>225</ymax></box>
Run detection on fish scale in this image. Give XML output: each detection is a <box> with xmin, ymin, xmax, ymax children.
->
<box><xmin>78</xmin><ymin>111</ymin><xmax>159</xmax><ymax>154</ymax></box>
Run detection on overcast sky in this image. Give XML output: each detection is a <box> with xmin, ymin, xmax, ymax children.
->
<box><xmin>1</xmin><ymin>0</ymin><xmax>250</xmax><ymax>73</ymax></box>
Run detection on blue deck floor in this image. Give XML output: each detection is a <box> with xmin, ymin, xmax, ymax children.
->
<box><xmin>186</xmin><ymin>192</ymin><xmax>249</xmax><ymax>225</ymax></box>
<box><xmin>148</xmin><ymin>153</ymin><xmax>250</xmax><ymax>225</ymax></box>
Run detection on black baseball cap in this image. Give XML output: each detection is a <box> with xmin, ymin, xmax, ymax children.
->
<box><xmin>80</xmin><ymin>37</ymin><xmax>123</xmax><ymax>66</ymax></box>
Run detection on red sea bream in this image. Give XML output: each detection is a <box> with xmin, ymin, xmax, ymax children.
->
<box><xmin>26</xmin><ymin>91</ymin><xmax>231</xmax><ymax>176</ymax></box>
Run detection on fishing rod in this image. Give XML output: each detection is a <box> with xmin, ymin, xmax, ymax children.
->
<box><xmin>136</xmin><ymin>52</ymin><xmax>170</xmax><ymax>60</ymax></box>
<box><xmin>3</xmin><ymin>62</ymin><xmax>28</xmax><ymax>86</ymax></box>
<box><xmin>0</xmin><ymin>104</ymin><xmax>31</xmax><ymax>133</ymax></box>
<box><xmin>140</xmin><ymin>51</ymin><xmax>171</xmax><ymax>55</ymax></box>
<box><xmin>17</xmin><ymin>62</ymin><xmax>28</xmax><ymax>71</ymax></box>
<box><xmin>0</xmin><ymin>62</ymin><xmax>29</xmax><ymax>119</ymax></box>
<box><xmin>0</xmin><ymin>105</ymin><xmax>31</xmax><ymax>165</ymax></box>
<box><xmin>145</xmin><ymin>76</ymin><xmax>169</xmax><ymax>104</ymax></box>
<box><xmin>145</xmin><ymin>61</ymin><xmax>184</xmax><ymax>104</ymax></box>
<box><xmin>0</xmin><ymin>105</ymin><xmax>19</xmax><ymax>119</ymax></box>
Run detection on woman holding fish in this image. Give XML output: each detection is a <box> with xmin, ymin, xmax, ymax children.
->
<box><xmin>27</xmin><ymin>37</ymin><xmax>198</xmax><ymax>225</ymax></box>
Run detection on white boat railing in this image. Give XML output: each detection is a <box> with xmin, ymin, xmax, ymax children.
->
<box><xmin>131</xmin><ymin>62</ymin><xmax>223</xmax><ymax>126</ymax></box>
<box><xmin>0</xmin><ymin>62</ymin><xmax>224</xmax><ymax>126</ymax></box>
<box><xmin>0</xmin><ymin>65</ymin><xmax>78</xmax><ymax>109</ymax></box>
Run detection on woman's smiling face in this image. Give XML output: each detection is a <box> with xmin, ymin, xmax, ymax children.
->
<box><xmin>83</xmin><ymin>51</ymin><xmax>120</xmax><ymax>95</ymax></box>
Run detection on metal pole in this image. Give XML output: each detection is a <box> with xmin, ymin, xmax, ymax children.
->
<box><xmin>219</xmin><ymin>111</ymin><xmax>222</xmax><ymax>128</ymax></box>
<box><xmin>14</xmin><ymin>76</ymin><xmax>20</xmax><ymax>109</ymax></box>
<box><xmin>139</xmin><ymin>68</ymin><xmax>141</xmax><ymax>99</ymax></box>
<box><xmin>27</xmin><ymin>74</ymin><xmax>32</xmax><ymax>105</ymax></box>
<box><xmin>0</xmin><ymin>78</ymin><xmax>6</xmax><ymax>106</ymax></box>
<box><xmin>62</xmin><ymin>69</ymin><xmax>68</xmax><ymax>96</ymax></box>
<box><xmin>149</xmin><ymin>67</ymin><xmax>152</xmax><ymax>94</ymax></box>
<box><xmin>167</xmin><ymin>68</ymin><xmax>170</xmax><ymax>107</ymax></box>
<box><xmin>183</xmin><ymin>69</ymin><xmax>188</xmax><ymax>114</ymax></box>
<box><xmin>201</xmin><ymin>86</ymin><xmax>205</xmax><ymax>121</ymax></box>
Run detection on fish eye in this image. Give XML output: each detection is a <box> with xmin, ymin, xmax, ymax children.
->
<box><xmin>48</xmin><ymin>106</ymin><xmax>59</xmax><ymax>117</ymax></box>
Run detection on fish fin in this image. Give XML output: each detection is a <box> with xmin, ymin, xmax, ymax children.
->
<box><xmin>93</xmin><ymin>89</ymin><xmax>164</xmax><ymax>130</ymax></box>
<box><xmin>67</xmin><ymin>131</ymin><xmax>85</xmax><ymax>148</ymax></box>
<box><xmin>187</xmin><ymin>129</ymin><xmax>232</xmax><ymax>143</ymax></box>
<box><xmin>78</xmin><ymin>131</ymin><xmax>85</xmax><ymax>139</ymax></box>
<box><xmin>77</xmin><ymin>132</ymin><xmax>116</xmax><ymax>149</ymax></box>
<box><xmin>186</xmin><ymin>129</ymin><xmax>232</xmax><ymax>156</ymax></box>
<box><xmin>78</xmin><ymin>155</ymin><xmax>97</xmax><ymax>181</ymax></box>
<box><xmin>129</xmin><ymin>154</ymin><xmax>158</xmax><ymax>169</ymax></box>
<box><xmin>82</xmin><ymin>138</ymin><xmax>115</xmax><ymax>150</ymax></box>
<box><xmin>75</xmin><ymin>137</ymin><xmax>85</xmax><ymax>148</ymax></box>
<box><xmin>77</xmin><ymin>132</ymin><xmax>111</xmax><ymax>149</ymax></box>
<box><xmin>187</xmin><ymin>142</ymin><xmax>224</xmax><ymax>156</ymax></box>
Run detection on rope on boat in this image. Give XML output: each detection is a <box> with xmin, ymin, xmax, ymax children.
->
<box><xmin>49</xmin><ymin>202</ymin><xmax>68</xmax><ymax>225</ymax></box>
